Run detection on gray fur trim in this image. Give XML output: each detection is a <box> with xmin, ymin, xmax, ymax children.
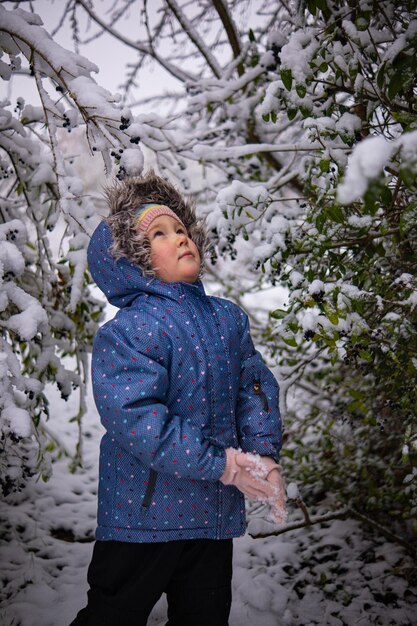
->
<box><xmin>105</xmin><ymin>170</ymin><xmax>210</xmax><ymax>277</ymax></box>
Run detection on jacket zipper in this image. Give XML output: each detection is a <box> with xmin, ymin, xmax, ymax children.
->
<box><xmin>142</xmin><ymin>468</ymin><xmax>157</xmax><ymax>508</ymax></box>
<box><xmin>253</xmin><ymin>380</ymin><xmax>269</xmax><ymax>412</ymax></box>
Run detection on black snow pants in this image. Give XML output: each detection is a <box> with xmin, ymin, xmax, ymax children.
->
<box><xmin>70</xmin><ymin>538</ymin><xmax>233</xmax><ymax>626</ymax></box>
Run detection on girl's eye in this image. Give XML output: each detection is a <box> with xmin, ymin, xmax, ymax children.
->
<box><xmin>153</xmin><ymin>230</ymin><xmax>164</xmax><ymax>238</ymax></box>
<box><xmin>177</xmin><ymin>228</ymin><xmax>186</xmax><ymax>235</ymax></box>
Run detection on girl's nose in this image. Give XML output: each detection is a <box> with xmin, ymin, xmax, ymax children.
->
<box><xmin>176</xmin><ymin>231</ymin><xmax>188</xmax><ymax>245</ymax></box>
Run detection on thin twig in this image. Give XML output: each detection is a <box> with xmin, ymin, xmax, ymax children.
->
<box><xmin>249</xmin><ymin>507</ymin><xmax>350</xmax><ymax>538</ymax></box>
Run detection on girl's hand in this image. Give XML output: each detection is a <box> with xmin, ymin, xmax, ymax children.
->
<box><xmin>263</xmin><ymin>461</ymin><xmax>287</xmax><ymax>524</ymax></box>
<box><xmin>220</xmin><ymin>449</ymin><xmax>277</xmax><ymax>500</ymax></box>
<box><xmin>244</xmin><ymin>454</ymin><xmax>287</xmax><ymax>525</ymax></box>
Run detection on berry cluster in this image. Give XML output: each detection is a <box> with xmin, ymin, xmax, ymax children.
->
<box><xmin>119</xmin><ymin>116</ymin><xmax>131</xmax><ymax>130</ymax></box>
<box><xmin>110</xmin><ymin>148</ymin><xmax>124</xmax><ymax>161</ymax></box>
<box><xmin>62</xmin><ymin>113</ymin><xmax>72</xmax><ymax>132</ymax></box>
<box><xmin>6</xmin><ymin>228</ymin><xmax>19</xmax><ymax>241</ymax></box>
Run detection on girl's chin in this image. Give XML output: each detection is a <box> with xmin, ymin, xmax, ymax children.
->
<box><xmin>156</xmin><ymin>270</ymin><xmax>199</xmax><ymax>283</ymax></box>
<box><xmin>179</xmin><ymin>271</ymin><xmax>199</xmax><ymax>283</ymax></box>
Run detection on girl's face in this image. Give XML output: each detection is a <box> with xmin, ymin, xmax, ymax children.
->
<box><xmin>147</xmin><ymin>215</ymin><xmax>201</xmax><ymax>283</ymax></box>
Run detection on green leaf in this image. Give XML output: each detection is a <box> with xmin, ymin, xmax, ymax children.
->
<box><xmin>349</xmin><ymin>388</ymin><xmax>365</xmax><ymax>400</ymax></box>
<box><xmin>327</xmin><ymin>205</ymin><xmax>345</xmax><ymax>224</ymax></box>
<box><xmin>364</xmin><ymin>188</ymin><xmax>378</xmax><ymax>214</ymax></box>
<box><xmin>399</xmin><ymin>167</ymin><xmax>415</xmax><ymax>188</ymax></box>
<box><xmin>281</xmin><ymin>68</ymin><xmax>293</xmax><ymax>91</ymax></box>
<box><xmin>287</xmin><ymin>108</ymin><xmax>297</xmax><ymax>121</ymax></box>
<box><xmin>323</xmin><ymin>303</ymin><xmax>339</xmax><ymax>325</ymax></box>
<box><xmin>283</xmin><ymin>335</ymin><xmax>298</xmax><ymax>347</ymax></box>
<box><xmin>296</xmin><ymin>84</ymin><xmax>306</xmax><ymax>98</ymax></box>
<box><xmin>300</xmin><ymin>105</ymin><xmax>311</xmax><ymax>117</ymax></box>
<box><xmin>270</xmin><ymin>308</ymin><xmax>287</xmax><ymax>320</ymax></box>
<box><xmin>262</xmin><ymin>113</ymin><xmax>270</xmax><ymax>122</ymax></box>
<box><xmin>319</xmin><ymin>159</ymin><xmax>331</xmax><ymax>173</ymax></box>
<box><xmin>391</xmin><ymin>111</ymin><xmax>417</xmax><ymax>128</ymax></box>
<box><xmin>388</xmin><ymin>71</ymin><xmax>403</xmax><ymax>99</ymax></box>
<box><xmin>306</xmin><ymin>0</ymin><xmax>317</xmax><ymax>16</ymax></box>
<box><xmin>379</xmin><ymin>185</ymin><xmax>392</xmax><ymax>206</ymax></box>
<box><xmin>358</xmin><ymin>349</ymin><xmax>373</xmax><ymax>362</ymax></box>
<box><xmin>376</xmin><ymin>65</ymin><xmax>385</xmax><ymax>89</ymax></box>
<box><xmin>322</xmin><ymin>335</ymin><xmax>336</xmax><ymax>348</ymax></box>
<box><xmin>248</xmin><ymin>28</ymin><xmax>255</xmax><ymax>42</ymax></box>
<box><xmin>356</xmin><ymin>17</ymin><xmax>369</xmax><ymax>31</ymax></box>
<box><xmin>315</xmin><ymin>211</ymin><xmax>326</xmax><ymax>233</ymax></box>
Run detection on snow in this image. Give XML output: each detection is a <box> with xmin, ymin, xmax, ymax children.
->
<box><xmin>217</xmin><ymin>180</ymin><xmax>269</xmax><ymax>228</ymax></box>
<box><xmin>337</xmin><ymin>136</ymin><xmax>395</xmax><ymax>204</ymax></box>
<box><xmin>338</xmin><ymin>129</ymin><xmax>417</xmax><ymax>205</ymax></box>
<box><xmin>1</xmin><ymin>2</ymin><xmax>417</xmax><ymax>624</ymax></box>
<box><xmin>286</xmin><ymin>482</ymin><xmax>299</xmax><ymax>500</ymax></box>
<box><xmin>268</xmin><ymin>30</ymin><xmax>287</xmax><ymax>49</ymax></box>
<box><xmin>0</xmin><ymin>6</ymin><xmax>98</xmax><ymax>83</ymax></box>
<box><xmin>279</xmin><ymin>29</ymin><xmax>320</xmax><ymax>84</ymax></box>
<box><xmin>308</xmin><ymin>279</ymin><xmax>325</xmax><ymax>296</ymax></box>
<box><xmin>347</xmin><ymin>214</ymin><xmax>373</xmax><ymax>228</ymax></box>
<box><xmin>67</xmin><ymin>248</ymin><xmax>88</xmax><ymax>311</ymax></box>
<box><xmin>0</xmin><ymin>240</ymin><xmax>25</xmax><ymax>277</ymax></box>
<box><xmin>405</xmin><ymin>291</ymin><xmax>417</xmax><ymax>310</ymax></box>
<box><xmin>289</xmin><ymin>271</ymin><xmax>304</xmax><ymax>288</ymax></box>
<box><xmin>31</xmin><ymin>161</ymin><xmax>55</xmax><ymax>186</ymax></box>
<box><xmin>2</xmin><ymin>404</ymin><xmax>32</xmax><ymax>438</ymax></box>
<box><xmin>2</xmin><ymin>283</ymin><xmax>48</xmax><ymax>340</ymax></box>
<box><xmin>120</xmin><ymin>147</ymin><xmax>145</xmax><ymax>176</ymax></box>
<box><xmin>304</xmin><ymin>113</ymin><xmax>361</xmax><ymax>139</ymax></box>
<box><xmin>1</xmin><ymin>381</ymin><xmax>416</xmax><ymax>625</ymax></box>
<box><xmin>20</xmin><ymin>104</ymin><xmax>44</xmax><ymax>123</ymax></box>
<box><xmin>300</xmin><ymin>310</ymin><xmax>319</xmax><ymax>333</ymax></box>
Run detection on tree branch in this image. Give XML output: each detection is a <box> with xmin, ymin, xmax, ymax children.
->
<box><xmin>249</xmin><ymin>505</ymin><xmax>416</xmax><ymax>556</ymax></box>
<box><xmin>165</xmin><ymin>0</ymin><xmax>222</xmax><ymax>78</ymax></box>
<box><xmin>249</xmin><ymin>507</ymin><xmax>350</xmax><ymax>538</ymax></box>
<box><xmin>212</xmin><ymin>0</ymin><xmax>243</xmax><ymax>76</ymax></box>
<box><xmin>75</xmin><ymin>0</ymin><xmax>195</xmax><ymax>84</ymax></box>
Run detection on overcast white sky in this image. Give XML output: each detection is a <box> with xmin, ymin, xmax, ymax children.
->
<box><xmin>2</xmin><ymin>0</ymin><xmax>180</xmax><ymax>107</ymax></box>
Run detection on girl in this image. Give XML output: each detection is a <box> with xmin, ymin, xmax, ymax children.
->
<box><xmin>71</xmin><ymin>171</ymin><xmax>285</xmax><ymax>626</ymax></box>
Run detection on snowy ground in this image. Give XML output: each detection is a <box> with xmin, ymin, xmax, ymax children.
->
<box><xmin>1</xmin><ymin>384</ymin><xmax>416</xmax><ymax>626</ymax></box>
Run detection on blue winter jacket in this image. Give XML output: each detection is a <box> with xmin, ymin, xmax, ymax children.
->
<box><xmin>88</xmin><ymin>221</ymin><xmax>282</xmax><ymax>542</ymax></box>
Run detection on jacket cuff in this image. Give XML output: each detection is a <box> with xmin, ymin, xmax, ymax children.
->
<box><xmin>240</xmin><ymin>442</ymin><xmax>280</xmax><ymax>463</ymax></box>
<box><xmin>210</xmin><ymin>446</ymin><xmax>228</xmax><ymax>481</ymax></box>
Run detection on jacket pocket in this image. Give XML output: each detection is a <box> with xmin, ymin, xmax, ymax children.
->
<box><xmin>142</xmin><ymin>468</ymin><xmax>158</xmax><ymax>508</ymax></box>
<box><xmin>253</xmin><ymin>380</ymin><xmax>269</xmax><ymax>412</ymax></box>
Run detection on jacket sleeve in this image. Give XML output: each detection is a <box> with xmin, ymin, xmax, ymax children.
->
<box><xmin>91</xmin><ymin>314</ymin><xmax>226</xmax><ymax>482</ymax></box>
<box><xmin>234</xmin><ymin>309</ymin><xmax>282</xmax><ymax>461</ymax></box>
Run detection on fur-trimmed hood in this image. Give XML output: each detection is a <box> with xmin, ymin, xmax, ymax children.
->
<box><xmin>87</xmin><ymin>220</ymin><xmax>206</xmax><ymax>308</ymax></box>
<box><xmin>104</xmin><ymin>170</ymin><xmax>210</xmax><ymax>276</ymax></box>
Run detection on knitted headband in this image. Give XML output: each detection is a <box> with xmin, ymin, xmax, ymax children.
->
<box><xmin>135</xmin><ymin>203</ymin><xmax>187</xmax><ymax>233</ymax></box>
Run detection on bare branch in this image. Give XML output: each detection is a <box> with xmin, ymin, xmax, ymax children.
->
<box><xmin>165</xmin><ymin>0</ymin><xmax>222</xmax><ymax>78</ymax></box>
<box><xmin>75</xmin><ymin>0</ymin><xmax>196</xmax><ymax>83</ymax></box>
<box><xmin>249</xmin><ymin>508</ymin><xmax>350</xmax><ymax>539</ymax></box>
<box><xmin>249</xmin><ymin>506</ymin><xmax>416</xmax><ymax>557</ymax></box>
<box><xmin>211</xmin><ymin>0</ymin><xmax>243</xmax><ymax>75</ymax></box>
